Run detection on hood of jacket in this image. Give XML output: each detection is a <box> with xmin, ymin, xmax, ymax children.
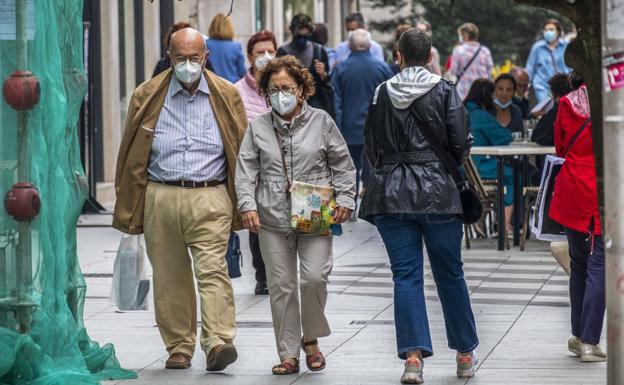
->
<box><xmin>385</xmin><ymin>66</ymin><xmax>441</xmax><ymax>109</ymax></box>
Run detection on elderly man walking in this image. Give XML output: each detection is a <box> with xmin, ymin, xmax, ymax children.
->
<box><xmin>333</xmin><ymin>29</ymin><xmax>393</xmax><ymax>205</ymax></box>
<box><xmin>113</xmin><ymin>27</ymin><xmax>247</xmax><ymax>371</ymax></box>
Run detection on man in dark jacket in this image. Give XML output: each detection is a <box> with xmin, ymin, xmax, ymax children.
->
<box><xmin>277</xmin><ymin>13</ymin><xmax>334</xmax><ymax>119</ymax></box>
<box><xmin>359</xmin><ymin>29</ymin><xmax>479</xmax><ymax>384</ymax></box>
<box><xmin>333</xmin><ymin>28</ymin><xmax>393</xmax><ymax>206</ymax></box>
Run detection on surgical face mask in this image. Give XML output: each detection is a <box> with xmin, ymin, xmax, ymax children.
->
<box><xmin>458</xmin><ymin>34</ymin><xmax>464</xmax><ymax>43</ymax></box>
<box><xmin>543</xmin><ymin>30</ymin><xmax>557</xmax><ymax>43</ymax></box>
<box><xmin>174</xmin><ymin>59</ymin><xmax>203</xmax><ymax>85</ymax></box>
<box><xmin>254</xmin><ymin>52</ymin><xmax>274</xmax><ymax>71</ymax></box>
<box><xmin>270</xmin><ymin>91</ymin><xmax>298</xmax><ymax>116</ymax></box>
<box><xmin>494</xmin><ymin>98</ymin><xmax>512</xmax><ymax>109</ymax></box>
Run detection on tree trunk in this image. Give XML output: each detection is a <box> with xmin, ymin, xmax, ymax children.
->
<box><xmin>514</xmin><ymin>0</ymin><xmax>604</xmax><ymax>217</ymax></box>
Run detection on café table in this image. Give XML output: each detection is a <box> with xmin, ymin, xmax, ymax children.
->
<box><xmin>471</xmin><ymin>143</ymin><xmax>556</xmax><ymax>250</ymax></box>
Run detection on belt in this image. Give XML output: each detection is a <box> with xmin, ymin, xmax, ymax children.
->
<box><xmin>154</xmin><ymin>180</ymin><xmax>225</xmax><ymax>188</ymax></box>
<box><xmin>381</xmin><ymin>151</ymin><xmax>439</xmax><ymax>165</ymax></box>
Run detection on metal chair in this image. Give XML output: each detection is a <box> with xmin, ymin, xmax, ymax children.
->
<box><xmin>520</xmin><ymin>186</ymin><xmax>540</xmax><ymax>251</ymax></box>
<box><xmin>463</xmin><ymin>158</ymin><xmax>510</xmax><ymax>249</ymax></box>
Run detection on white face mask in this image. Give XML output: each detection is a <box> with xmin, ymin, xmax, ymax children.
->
<box><xmin>174</xmin><ymin>59</ymin><xmax>203</xmax><ymax>85</ymax></box>
<box><xmin>270</xmin><ymin>91</ymin><xmax>298</xmax><ymax>116</ymax></box>
<box><xmin>254</xmin><ymin>52</ymin><xmax>274</xmax><ymax>72</ymax></box>
<box><xmin>494</xmin><ymin>98</ymin><xmax>512</xmax><ymax>109</ymax></box>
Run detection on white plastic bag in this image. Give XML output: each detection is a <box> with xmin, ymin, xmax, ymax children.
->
<box><xmin>110</xmin><ymin>234</ymin><xmax>150</xmax><ymax>311</ymax></box>
<box><xmin>531</xmin><ymin>155</ymin><xmax>567</xmax><ymax>242</ymax></box>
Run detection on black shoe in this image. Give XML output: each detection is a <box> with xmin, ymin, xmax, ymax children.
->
<box><xmin>255</xmin><ymin>281</ymin><xmax>269</xmax><ymax>295</ymax></box>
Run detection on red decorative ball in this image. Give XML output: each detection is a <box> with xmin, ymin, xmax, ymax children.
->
<box><xmin>3</xmin><ymin>70</ymin><xmax>40</xmax><ymax>111</ymax></box>
<box><xmin>4</xmin><ymin>182</ymin><xmax>41</xmax><ymax>222</ymax></box>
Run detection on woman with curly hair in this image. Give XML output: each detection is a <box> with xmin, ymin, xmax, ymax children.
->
<box><xmin>235</xmin><ymin>56</ymin><xmax>356</xmax><ymax>375</ymax></box>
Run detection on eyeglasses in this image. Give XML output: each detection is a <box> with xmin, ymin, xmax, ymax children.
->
<box><xmin>172</xmin><ymin>56</ymin><xmax>204</xmax><ymax>65</ymax></box>
<box><xmin>267</xmin><ymin>86</ymin><xmax>298</xmax><ymax>97</ymax></box>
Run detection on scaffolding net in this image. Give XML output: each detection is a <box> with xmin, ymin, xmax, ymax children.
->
<box><xmin>0</xmin><ymin>0</ymin><xmax>135</xmax><ymax>384</ymax></box>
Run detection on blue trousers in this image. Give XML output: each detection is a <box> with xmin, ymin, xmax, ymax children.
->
<box><xmin>565</xmin><ymin>227</ymin><xmax>605</xmax><ymax>345</ymax></box>
<box><xmin>374</xmin><ymin>214</ymin><xmax>479</xmax><ymax>359</ymax></box>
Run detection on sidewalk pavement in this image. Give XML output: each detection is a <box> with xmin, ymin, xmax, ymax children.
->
<box><xmin>77</xmin><ymin>215</ymin><xmax>606</xmax><ymax>385</ymax></box>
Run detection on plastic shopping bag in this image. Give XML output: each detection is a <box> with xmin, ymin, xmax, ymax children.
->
<box><xmin>290</xmin><ymin>181</ymin><xmax>337</xmax><ymax>236</ymax></box>
<box><xmin>111</xmin><ymin>234</ymin><xmax>150</xmax><ymax>310</ymax></box>
<box><xmin>531</xmin><ymin>155</ymin><xmax>567</xmax><ymax>242</ymax></box>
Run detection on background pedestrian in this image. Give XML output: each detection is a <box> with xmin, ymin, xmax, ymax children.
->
<box><xmin>277</xmin><ymin>13</ymin><xmax>335</xmax><ymax>118</ymax></box>
<box><xmin>526</xmin><ymin>18</ymin><xmax>570</xmax><ymax>103</ymax></box>
<box><xmin>333</xmin><ymin>29</ymin><xmax>393</xmax><ymax>213</ymax></box>
<box><xmin>449</xmin><ymin>22</ymin><xmax>494</xmax><ymax>100</ymax></box>
<box><xmin>234</xmin><ymin>29</ymin><xmax>278</xmax><ymax>295</ymax></box>
<box><xmin>206</xmin><ymin>13</ymin><xmax>247</xmax><ymax>83</ymax></box>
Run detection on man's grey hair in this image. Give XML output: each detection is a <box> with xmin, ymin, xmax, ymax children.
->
<box><xmin>349</xmin><ymin>29</ymin><xmax>371</xmax><ymax>51</ymax></box>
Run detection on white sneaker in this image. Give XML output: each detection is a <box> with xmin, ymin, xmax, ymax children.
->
<box><xmin>579</xmin><ymin>343</ymin><xmax>606</xmax><ymax>362</ymax></box>
<box><xmin>568</xmin><ymin>336</ymin><xmax>582</xmax><ymax>357</ymax></box>
<box><xmin>456</xmin><ymin>351</ymin><xmax>478</xmax><ymax>378</ymax></box>
<box><xmin>401</xmin><ymin>356</ymin><xmax>424</xmax><ymax>384</ymax></box>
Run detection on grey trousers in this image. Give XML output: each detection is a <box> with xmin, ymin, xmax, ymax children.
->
<box><xmin>258</xmin><ymin>229</ymin><xmax>333</xmax><ymax>361</ymax></box>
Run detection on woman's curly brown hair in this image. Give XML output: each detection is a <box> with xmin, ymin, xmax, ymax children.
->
<box><xmin>257</xmin><ymin>55</ymin><xmax>316</xmax><ymax>101</ymax></box>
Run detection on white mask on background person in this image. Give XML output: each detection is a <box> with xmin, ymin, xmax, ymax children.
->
<box><xmin>254</xmin><ymin>52</ymin><xmax>274</xmax><ymax>72</ymax></box>
<box><xmin>494</xmin><ymin>98</ymin><xmax>512</xmax><ymax>109</ymax></box>
<box><xmin>174</xmin><ymin>59</ymin><xmax>203</xmax><ymax>85</ymax></box>
<box><xmin>270</xmin><ymin>91</ymin><xmax>298</xmax><ymax>116</ymax></box>
<box><xmin>458</xmin><ymin>34</ymin><xmax>464</xmax><ymax>43</ymax></box>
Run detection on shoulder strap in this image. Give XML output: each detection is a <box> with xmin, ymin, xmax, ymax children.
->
<box><xmin>548</xmin><ymin>47</ymin><xmax>559</xmax><ymax>73</ymax></box>
<box><xmin>408</xmin><ymin>107</ymin><xmax>464</xmax><ymax>185</ymax></box>
<box><xmin>563</xmin><ymin>117</ymin><xmax>591</xmax><ymax>157</ymax></box>
<box><xmin>457</xmin><ymin>45</ymin><xmax>482</xmax><ymax>82</ymax></box>
<box><xmin>270</xmin><ymin>114</ymin><xmax>292</xmax><ymax>192</ymax></box>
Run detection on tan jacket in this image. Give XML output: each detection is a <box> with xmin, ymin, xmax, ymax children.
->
<box><xmin>113</xmin><ymin>69</ymin><xmax>247</xmax><ymax>234</ymax></box>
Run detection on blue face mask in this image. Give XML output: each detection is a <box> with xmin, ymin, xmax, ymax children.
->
<box><xmin>543</xmin><ymin>30</ymin><xmax>557</xmax><ymax>43</ymax></box>
<box><xmin>293</xmin><ymin>35</ymin><xmax>308</xmax><ymax>50</ymax></box>
<box><xmin>494</xmin><ymin>98</ymin><xmax>512</xmax><ymax>109</ymax></box>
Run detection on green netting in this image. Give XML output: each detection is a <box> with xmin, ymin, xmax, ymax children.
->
<box><xmin>0</xmin><ymin>1</ymin><xmax>135</xmax><ymax>384</ymax></box>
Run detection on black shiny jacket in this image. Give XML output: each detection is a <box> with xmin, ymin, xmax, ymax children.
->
<box><xmin>359</xmin><ymin>80</ymin><xmax>472</xmax><ymax>223</ymax></box>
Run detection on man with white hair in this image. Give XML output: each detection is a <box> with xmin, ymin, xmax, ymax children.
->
<box><xmin>334</xmin><ymin>12</ymin><xmax>384</xmax><ymax>66</ymax></box>
<box><xmin>332</xmin><ymin>29</ymin><xmax>393</xmax><ymax>210</ymax></box>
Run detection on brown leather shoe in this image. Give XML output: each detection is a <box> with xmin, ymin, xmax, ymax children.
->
<box><xmin>165</xmin><ymin>352</ymin><xmax>192</xmax><ymax>369</ymax></box>
<box><xmin>206</xmin><ymin>343</ymin><xmax>238</xmax><ymax>371</ymax></box>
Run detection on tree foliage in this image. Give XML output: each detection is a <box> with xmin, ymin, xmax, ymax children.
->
<box><xmin>366</xmin><ymin>0</ymin><xmax>570</xmax><ymax>64</ymax></box>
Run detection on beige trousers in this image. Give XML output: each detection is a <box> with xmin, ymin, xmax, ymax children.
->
<box><xmin>258</xmin><ymin>229</ymin><xmax>333</xmax><ymax>361</ymax></box>
<box><xmin>143</xmin><ymin>182</ymin><xmax>235</xmax><ymax>357</ymax></box>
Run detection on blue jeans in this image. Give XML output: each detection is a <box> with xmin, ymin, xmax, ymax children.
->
<box><xmin>374</xmin><ymin>213</ymin><xmax>479</xmax><ymax>359</ymax></box>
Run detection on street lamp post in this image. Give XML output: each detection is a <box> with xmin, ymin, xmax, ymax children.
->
<box><xmin>602</xmin><ymin>0</ymin><xmax>624</xmax><ymax>383</ymax></box>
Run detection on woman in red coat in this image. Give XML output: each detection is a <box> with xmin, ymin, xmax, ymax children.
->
<box><xmin>549</xmin><ymin>74</ymin><xmax>605</xmax><ymax>362</ymax></box>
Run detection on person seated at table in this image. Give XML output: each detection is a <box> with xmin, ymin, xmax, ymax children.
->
<box><xmin>531</xmin><ymin>73</ymin><xmax>572</xmax><ymax>146</ymax></box>
<box><xmin>465</xmin><ymin>78</ymin><xmax>514</xmax><ymax>235</ymax></box>
<box><xmin>494</xmin><ymin>74</ymin><xmax>524</xmax><ymax>134</ymax></box>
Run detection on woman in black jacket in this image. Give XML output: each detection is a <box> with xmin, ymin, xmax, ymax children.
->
<box><xmin>359</xmin><ymin>29</ymin><xmax>478</xmax><ymax>384</ymax></box>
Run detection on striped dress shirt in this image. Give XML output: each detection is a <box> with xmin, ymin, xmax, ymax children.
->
<box><xmin>148</xmin><ymin>75</ymin><xmax>227</xmax><ymax>182</ymax></box>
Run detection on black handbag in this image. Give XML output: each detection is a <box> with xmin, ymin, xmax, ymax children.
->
<box><xmin>409</xmin><ymin>109</ymin><xmax>483</xmax><ymax>225</ymax></box>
